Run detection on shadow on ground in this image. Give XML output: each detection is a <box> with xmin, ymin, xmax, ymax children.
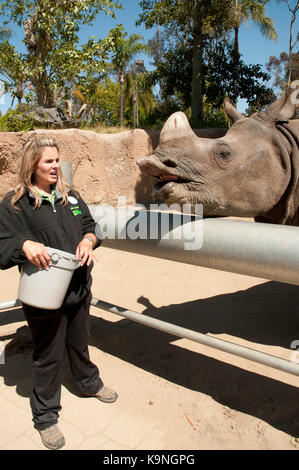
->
<box><xmin>1</xmin><ymin>280</ymin><xmax>299</xmax><ymax>437</ymax></box>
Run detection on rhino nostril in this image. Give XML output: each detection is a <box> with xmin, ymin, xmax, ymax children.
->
<box><xmin>164</xmin><ymin>159</ymin><xmax>177</xmax><ymax>168</ymax></box>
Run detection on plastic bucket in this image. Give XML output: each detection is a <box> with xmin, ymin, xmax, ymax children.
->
<box><xmin>18</xmin><ymin>247</ymin><xmax>81</xmax><ymax>309</ymax></box>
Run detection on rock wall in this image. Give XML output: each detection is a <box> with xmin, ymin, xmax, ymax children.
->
<box><xmin>0</xmin><ymin>127</ymin><xmax>227</xmax><ymax>205</ymax></box>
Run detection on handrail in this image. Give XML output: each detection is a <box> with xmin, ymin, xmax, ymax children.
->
<box><xmin>1</xmin><ymin>297</ymin><xmax>299</xmax><ymax>377</ymax></box>
<box><xmin>2</xmin><ymin>207</ymin><xmax>299</xmax><ymax>378</ymax></box>
<box><xmin>90</xmin><ymin>206</ymin><xmax>299</xmax><ymax>286</ymax></box>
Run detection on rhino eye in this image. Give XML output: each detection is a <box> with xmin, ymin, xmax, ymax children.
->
<box><xmin>217</xmin><ymin>145</ymin><xmax>231</xmax><ymax>160</ymax></box>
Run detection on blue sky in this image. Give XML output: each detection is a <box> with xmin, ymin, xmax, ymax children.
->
<box><xmin>0</xmin><ymin>0</ymin><xmax>298</xmax><ymax>114</ymax></box>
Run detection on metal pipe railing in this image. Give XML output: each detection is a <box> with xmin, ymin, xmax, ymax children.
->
<box><xmin>2</xmin><ymin>207</ymin><xmax>299</xmax><ymax>378</ymax></box>
<box><xmin>89</xmin><ymin>206</ymin><xmax>299</xmax><ymax>287</ymax></box>
<box><xmin>0</xmin><ymin>299</ymin><xmax>22</xmax><ymax>310</ymax></box>
<box><xmin>2</xmin><ymin>297</ymin><xmax>298</xmax><ymax>377</ymax></box>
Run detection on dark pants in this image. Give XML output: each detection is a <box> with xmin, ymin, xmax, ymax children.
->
<box><xmin>22</xmin><ymin>293</ymin><xmax>103</xmax><ymax>430</ymax></box>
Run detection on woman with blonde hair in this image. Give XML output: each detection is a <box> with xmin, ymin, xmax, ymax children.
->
<box><xmin>0</xmin><ymin>135</ymin><xmax>118</xmax><ymax>450</ymax></box>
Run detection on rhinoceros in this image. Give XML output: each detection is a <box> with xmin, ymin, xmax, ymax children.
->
<box><xmin>137</xmin><ymin>88</ymin><xmax>299</xmax><ymax>225</ymax></box>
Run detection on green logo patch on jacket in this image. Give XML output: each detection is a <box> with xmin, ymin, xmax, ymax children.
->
<box><xmin>70</xmin><ymin>205</ymin><xmax>82</xmax><ymax>216</ymax></box>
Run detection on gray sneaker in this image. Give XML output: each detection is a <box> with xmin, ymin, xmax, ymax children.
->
<box><xmin>37</xmin><ymin>424</ymin><xmax>65</xmax><ymax>450</ymax></box>
<box><xmin>88</xmin><ymin>386</ymin><xmax>118</xmax><ymax>403</ymax></box>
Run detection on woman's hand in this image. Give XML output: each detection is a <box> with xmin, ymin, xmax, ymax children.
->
<box><xmin>76</xmin><ymin>237</ymin><xmax>98</xmax><ymax>266</ymax></box>
<box><xmin>22</xmin><ymin>240</ymin><xmax>51</xmax><ymax>270</ymax></box>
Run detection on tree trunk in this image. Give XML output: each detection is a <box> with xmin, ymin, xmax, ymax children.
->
<box><xmin>119</xmin><ymin>71</ymin><xmax>125</xmax><ymax>127</ymax></box>
<box><xmin>132</xmin><ymin>87</ymin><xmax>137</xmax><ymax>127</ymax></box>
<box><xmin>232</xmin><ymin>26</ymin><xmax>240</xmax><ymax>106</ymax></box>
<box><xmin>16</xmin><ymin>81</ymin><xmax>23</xmax><ymax>106</ymax></box>
<box><xmin>287</xmin><ymin>2</ymin><xmax>298</xmax><ymax>86</ymax></box>
<box><xmin>191</xmin><ymin>1</ymin><xmax>203</xmax><ymax>123</ymax></box>
<box><xmin>136</xmin><ymin>89</ymin><xmax>139</xmax><ymax>128</ymax></box>
<box><xmin>65</xmin><ymin>98</ymin><xmax>73</xmax><ymax>117</ymax></box>
<box><xmin>33</xmin><ymin>74</ymin><xmax>55</xmax><ymax>107</ymax></box>
<box><xmin>24</xmin><ymin>13</ymin><xmax>55</xmax><ymax>107</ymax></box>
<box><xmin>77</xmin><ymin>103</ymin><xmax>87</xmax><ymax>119</ymax></box>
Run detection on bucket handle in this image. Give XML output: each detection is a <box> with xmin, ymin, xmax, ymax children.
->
<box><xmin>50</xmin><ymin>252</ymin><xmax>81</xmax><ymax>264</ymax></box>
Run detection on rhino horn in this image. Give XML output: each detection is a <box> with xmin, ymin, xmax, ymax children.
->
<box><xmin>223</xmin><ymin>97</ymin><xmax>243</xmax><ymax>123</ymax></box>
<box><xmin>160</xmin><ymin>111</ymin><xmax>195</xmax><ymax>141</ymax></box>
<box><xmin>259</xmin><ymin>86</ymin><xmax>297</xmax><ymax>122</ymax></box>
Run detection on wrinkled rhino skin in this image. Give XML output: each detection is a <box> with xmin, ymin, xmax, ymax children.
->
<box><xmin>137</xmin><ymin>87</ymin><xmax>299</xmax><ymax>225</ymax></box>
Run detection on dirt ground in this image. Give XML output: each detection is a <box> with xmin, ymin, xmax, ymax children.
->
<box><xmin>1</xmin><ymin>244</ymin><xmax>299</xmax><ymax>450</ymax></box>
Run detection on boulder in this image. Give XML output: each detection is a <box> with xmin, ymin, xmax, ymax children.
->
<box><xmin>24</xmin><ymin>107</ymin><xmax>80</xmax><ymax>129</ymax></box>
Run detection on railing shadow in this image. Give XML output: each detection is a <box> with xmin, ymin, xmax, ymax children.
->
<box><xmin>0</xmin><ymin>280</ymin><xmax>299</xmax><ymax>438</ymax></box>
<box><xmin>87</xmin><ymin>280</ymin><xmax>299</xmax><ymax>437</ymax></box>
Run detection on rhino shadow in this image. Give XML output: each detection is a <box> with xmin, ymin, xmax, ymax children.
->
<box><xmin>135</xmin><ymin>281</ymin><xmax>299</xmax><ymax>349</ymax></box>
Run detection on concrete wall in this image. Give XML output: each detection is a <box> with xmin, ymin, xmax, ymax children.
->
<box><xmin>0</xmin><ymin>127</ymin><xmax>226</xmax><ymax>205</ymax></box>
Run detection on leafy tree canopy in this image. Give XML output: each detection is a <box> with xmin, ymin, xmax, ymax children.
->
<box><xmin>137</xmin><ymin>0</ymin><xmax>235</xmax><ymax>35</ymax></box>
<box><xmin>0</xmin><ymin>0</ymin><xmax>124</xmax><ymax>107</ymax></box>
<box><xmin>266</xmin><ymin>51</ymin><xmax>299</xmax><ymax>90</ymax></box>
<box><xmin>0</xmin><ymin>40</ymin><xmax>28</xmax><ymax>105</ymax></box>
<box><xmin>137</xmin><ymin>0</ymin><xmax>276</xmax><ymax>122</ymax></box>
<box><xmin>145</xmin><ymin>38</ymin><xmax>273</xmax><ymax>112</ymax></box>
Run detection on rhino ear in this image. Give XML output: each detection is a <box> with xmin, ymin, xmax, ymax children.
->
<box><xmin>260</xmin><ymin>87</ymin><xmax>297</xmax><ymax>123</ymax></box>
<box><xmin>223</xmin><ymin>97</ymin><xmax>243</xmax><ymax>123</ymax></box>
<box><xmin>160</xmin><ymin>111</ymin><xmax>195</xmax><ymax>141</ymax></box>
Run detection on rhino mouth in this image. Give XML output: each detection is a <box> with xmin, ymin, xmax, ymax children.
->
<box><xmin>154</xmin><ymin>174</ymin><xmax>191</xmax><ymax>192</ymax></box>
<box><xmin>137</xmin><ymin>155</ymin><xmax>193</xmax><ymax>193</ymax></box>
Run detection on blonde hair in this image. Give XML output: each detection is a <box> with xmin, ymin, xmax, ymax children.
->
<box><xmin>11</xmin><ymin>136</ymin><xmax>74</xmax><ymax>209</ymax></box>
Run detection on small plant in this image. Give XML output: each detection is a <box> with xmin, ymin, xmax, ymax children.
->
<box><xmin>0</xmin><ymin>108</ymin><xmax>34</xmax><ymax>132</ymax></box>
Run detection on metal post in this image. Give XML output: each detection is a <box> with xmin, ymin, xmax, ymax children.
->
<box><xmin>60</xmin><ymin>161</ymin><xmax>72</xmax><ymax>186</ymax></box>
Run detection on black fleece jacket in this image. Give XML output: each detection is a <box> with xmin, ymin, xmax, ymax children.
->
<box><xmin>0</xmin><ymin>188</ymin><xmax>102</xmax><ymax>306</ymax></box>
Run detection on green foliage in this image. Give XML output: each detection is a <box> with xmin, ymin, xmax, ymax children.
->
<box><xmin>74</xmin><ymin>76</ymin><xmax>120</xmax><ymax>126</ymax></box>
<box><xmin>145</xmin><ymin>38</ymin><xmax>273</xmax><ymax>114</ymax></box>
<box><xmin>205</xmin><ymin>42</ymin><xmax>273</xmax><ymax>107</ymax></box>
<box><xmin>233</xmin><ymin>0</ymin><xmax>277</xmax><ymax>40</ymax></box>
<box><xmin>138</xmin><ymin>0</ymin><xmax>277</xmax><ymax>121</ymax></box>
<box><xmin>138</xmin><ymin>0</ymin><xmax>277</xmax><ymax>43</ymax></box>
<box><xmin>194</xmin><ymin>100</ymin><xmax>230</xmax><ymax>128</ymax></box>
<box><xmin>0</xmin><ymin>108</ymin><xmax>34</xmax><ymax>131</ymax></box>
<box><xmin>139</xmin><ymin>98</ymin><xmax>230</xmax><ymax>130</ymax></box>
<box><xmin>110</xmin><ymin>33</ymin><xmax>150</xmax><ymax>126</ymax></box>
<box><xmin>111</xmin><ymin>34</ymin><xmax>150</xmax><ymax>74</ymax></box>
<box><xmin>0</xmin><ymin>40</ymin><xmax>29</xmax><ymax>105</ymax></box>
<box><xmin>0</xmin><ymin>0</ymin><xmax>281</xmax><ymax>130</ymax></box>
<box><xmin>93</xmin><ymin>78</ymin><xmax>120</xmax><ymax>126</ymax></box>
<box><xmin>0</xmin><ymin>1</ymin><xmax>122</xmax><ymax>31</ymax></box>
<box><xmin>0</xmin><ymin>0</ymin><xmax>124</xmax><ymax>107</ymax></box>
<box><xmin>122</xmin><ymin>71</ymin><xmax>157</xmax><ymax>127</ymax></box>
<box><xmin>275</xmin><ymin>0</ymin><xmax>299</xmax><ymax>85</ymax></box>
<box><xmin>266</xmin><ymin>51</ymin><xmax>299</xmax><ymax>91</ymax></box>
<box><xmin>0</xmin><ymin>25</ymin><xmax>11</xmax><ymax>42</ymax></box>
<box><xmin>137</xmin><ymin>0</ymin><xmax>234</xmax><ymax>35</ymax></box>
